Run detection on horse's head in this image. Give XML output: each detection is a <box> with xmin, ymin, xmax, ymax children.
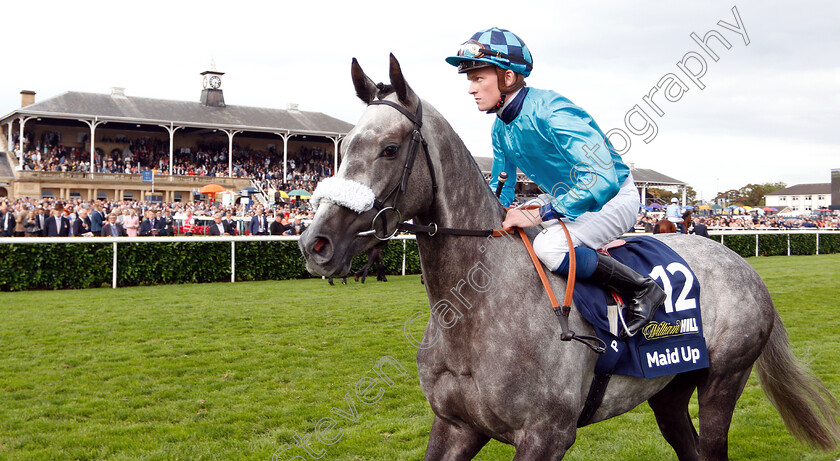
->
<box><xmin>300</xmin><ymin>54</ymin><xmax>438</xmax><ymax>276</ymax></box>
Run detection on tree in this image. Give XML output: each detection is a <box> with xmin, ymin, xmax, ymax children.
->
<box><xmin>713</xmin><ymin>182</ymin><xmax>786</xmax><ymax>207</ymax></box>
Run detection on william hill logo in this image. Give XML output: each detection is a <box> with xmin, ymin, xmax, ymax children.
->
<box><xmin>642</xmin><ymin>318</ymin><xmax>698</xmax><ymax>340</ymax></box>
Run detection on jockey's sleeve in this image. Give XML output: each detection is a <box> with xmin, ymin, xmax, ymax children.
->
<box><xmin>542</xmin><ymin>105</ymin><xmax>623</xmax><ymax>220</ymax></box>
<box><xmin>489</xmin><ymin>145</ymin><xmax>517</xmax><ymax>207</ymax></box>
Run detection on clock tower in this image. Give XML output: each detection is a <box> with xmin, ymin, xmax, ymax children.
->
<box><xmin>200</xmin><ymin>59</ymin><xmax>226</xmax><ymax>107</ymax></box>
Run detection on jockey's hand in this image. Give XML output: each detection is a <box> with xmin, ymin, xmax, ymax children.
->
<box><xmin>502</xmin><ymin>207</ymin><xmax>542</xmax><ymax>229</ymax></box>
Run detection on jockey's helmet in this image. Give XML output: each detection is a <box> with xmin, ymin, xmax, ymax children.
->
<box><xmin>446</xmin><ymin>27</ymin><xmax>533</xmax><ymax>95</ymax></box>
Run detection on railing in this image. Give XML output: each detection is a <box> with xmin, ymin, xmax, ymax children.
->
<box><xmin>0</xmin><ymin>235</ymin><xmax>415</xmax><ymax>289</ymax></box>
<box><xmin>1</xmin><ymin>230</ymin><xmax>836</xmax><ymax>290</ymax></box>
<box><xmin>14</xmin><ymin>170</ymin><xmax>252</xmax><ymax>187</ymax></box>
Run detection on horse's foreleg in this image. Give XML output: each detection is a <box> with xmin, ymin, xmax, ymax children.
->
<box><xmin>648</xmin><ymin>372</ymin><xmax>700</xmax><ymax>461</ymax></box>
<box><xmin>424</xmin><ymin>416</ymin><xmax>489</xmax><ymax>461</ymax></box>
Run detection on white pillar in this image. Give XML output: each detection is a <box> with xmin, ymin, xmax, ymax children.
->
<box><xmin>329</xmin><ymin>135</ymin><xmax>342</xmax><ymax>174</ymax></box>
<box><xmin>18</xmin><ymin>116</ymin><xmax>25</xmax><ymax>164</ymax></box>
<box><xmin>81</xmin><ymin>118</ymin><xmax>105</xmax><ymax>175</ymax></box>
<box><xmin>681</xmin><ymin>187</ymin><xmax>687</xmax><ymax>206</ymax></box>
<box><xmin>221</xmin><ymin>129</ymin><xmax>240</xmax><ymax>177</ymax></box>
<box><xmin>641</xmin><ymin>185</ymin><xmax>647</xmax><ymax>206</ymax></box>
<box><xmin>160</xmin><ymin>123</ymin><xmax>182</xmax><ymax>176</ymax></box>
<box><xmin>282</xmin><ymin>132</ymin><xmax>290</xmax><ymax>183</ymax></box>
<box><xmin>5</xmin><ymin>121</ymin><xmax>12</xmax><ymax>156</ymax></box>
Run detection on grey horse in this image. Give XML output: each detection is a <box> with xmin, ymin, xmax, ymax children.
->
<box><xmin>299</xmin><ymin>54</ymin><xmax>840</xmax><ymax>460</ymax></box>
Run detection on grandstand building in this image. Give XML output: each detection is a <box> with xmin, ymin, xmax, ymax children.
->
<box><xmin>0</xmin><ymin>65</ymin><xmax>353</xmax><ymax>202</ymax></box>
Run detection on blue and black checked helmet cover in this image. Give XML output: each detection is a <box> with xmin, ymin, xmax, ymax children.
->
<box><xmin>445</xmin><ymin>27</ymin><xmax>533</xmax><ymax>77</ymax></box>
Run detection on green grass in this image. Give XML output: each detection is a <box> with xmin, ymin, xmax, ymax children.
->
<box><xmin>1</xmin><ymin>254</ymin><xmax>839</xmax><ymax>460</ymax></box>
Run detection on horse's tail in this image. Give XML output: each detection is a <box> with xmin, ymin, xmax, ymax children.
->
<box><xmin>755</xmin><ymin>311</ymin><xmax>840</xmax><ymax>450</ymax></box>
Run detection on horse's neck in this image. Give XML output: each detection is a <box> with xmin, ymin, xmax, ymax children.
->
<box><xmin>415</xmin><ymin>110</ymin><xmax>505</xmax><ymax>232</ymax></box>
<box><xmin>413</xmin><ymin>110</ymin><xmax>528</xmax><ymax>326</ymax></box>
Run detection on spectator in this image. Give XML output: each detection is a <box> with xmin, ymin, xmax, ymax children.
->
<box><xmin>14</xmin><ymin>204</ymin><xmax>27</xmax><ymax>237</ymax></box>
<box><xmin>269</xmin><ymin>214</ymin><xmax>287</xmax><ymax>235</ymax></box>
<box><xmin>249</xmin><ymin>207</ymin><xmax>268</xmax><ymax>236</ymax></box>
<box><xmin>123</xmin><ymin>208</ymin><xmax>140</xmax><ymax>237</ymax></box>
<box><xmin>90</xmin><ymin>203</ymin><xmax>105</xmax><ymax>235</ymax></box>
<box><xmin>0</xmin><ymin>204</ymin><xmax>15</xmax><ymax>237</ymax></box>
<box><xmin>44</xmin><ymin>204</ymin><xmax>70</xmax><ymax>237</ymax></box>
<box><xmin>691</xmin><ymin>218</ymin><xmax>710</xmax><ymax>238</ymax></box>
<box><xmin>139</xmin><ymin>210</ymin><xmax>156</xmax><ymax>236</ymax></box>
<box><xmin>101</xmin><ymin>213</ymin><xmax>125</xmax><ymax>237</ymax></box>
<box><xmin>153</xmin><ymin>210</ymin><xmax>167</xmax><ymax>236</ymax></box>
<box><xmin>207</xmin><ymin>214</ymin><xmax>231</xmax><ymax>236</ymax></box>
<box><xmin>24</xmin><ymin>210</ymin><xmax>41</xmax><ymax>237</ymax></box>
<box><xmin>72</xmin><ymin>208</ymin><xmax>94</xmax><ymax>237</ymax></box>
<box><xmin>284</xmin><ymin>215</ymin><xmax>307</xmax><ymax>236</ymax></box>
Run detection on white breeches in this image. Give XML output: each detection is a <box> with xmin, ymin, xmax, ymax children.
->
<box><xmin>532</xmin><ymin>175</ymin><xmax>640</xmax><ymax>271</ymax></box>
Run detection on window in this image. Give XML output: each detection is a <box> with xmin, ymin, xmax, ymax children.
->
<box><xmin>123</xmin><ymin>192</ymin><xmax>134</xmax><ymax>201</ymax></box>
<box><xmin>42</xmin><ymin>189</ymin><xmax>54</xmax><ymax>197</ymax></box>
<box><xmin>97</xmin><ymin>191</ymin><xmax>108</xmax><ymax>200</ymax></box>
<box><xmin>805</xmin><ymin>195</ymin><xmax>812</xmax><ymax>201</ymax></box>
<box><xmin>818</xmin><ymin>195</ymin><xmax>826</xmax><ymax>200</ymax></box>
<box><xmin>173</xmin><ymin>192</ymin><xmax>182</xmax><ymax>202</ymax></box>
<box><xmin>779</xmin><ymin>197</ymin><xmax>786</xmax><ymax>202</ymax></box>
<box><xmin>805</xmin><ymin>206</ymin><xmax>812</xmax><ymax>211</ymax></box>
<box><xmin>70</xmin><ymin>190</ymin><xmax>82</xmax><ymax>199</ymax></box>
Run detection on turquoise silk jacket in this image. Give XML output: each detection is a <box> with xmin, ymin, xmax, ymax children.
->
<box><xmin>489</xmin><ymin>88</ymin><xmax>630</xmax><ymax>220</ymax></box>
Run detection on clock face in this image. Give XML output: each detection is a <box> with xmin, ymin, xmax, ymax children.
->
<box><xmin>209</xmin><ymin>75</ymin><xmax>222</xmax><ymax>89</ymax></box>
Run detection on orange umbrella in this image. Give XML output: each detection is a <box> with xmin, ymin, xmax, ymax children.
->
<box><xmin>199</xmin><ymin>184</ymin><xmax>226</xmax><ymax>194</ymax></box>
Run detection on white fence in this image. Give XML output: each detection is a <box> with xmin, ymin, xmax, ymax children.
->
<box><xmin>1</xmin><ymin>230</ymin><xmax>837</xmax><ymax>289</ymax></box>
<box><xmin>0</xmin><ymin>235</ymin><xmax>415</xmax><ymax>288</ymax></box>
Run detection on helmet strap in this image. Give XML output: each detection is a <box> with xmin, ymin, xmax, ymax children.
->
<box><xmin>486</xmin><ymin>68</ymin><xmax>526</xmax><ymax>114</ymax></box>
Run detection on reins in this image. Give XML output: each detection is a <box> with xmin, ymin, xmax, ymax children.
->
<box><xmin>362</xmin><ymin>97</ymin><xmax>605</xmax><ymax>354</ymax></box>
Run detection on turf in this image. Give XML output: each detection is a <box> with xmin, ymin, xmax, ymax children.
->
<box><xmin>1</xmin><ymin>254</ymin><xmax>839</xmax><ymax>460</ymax></box>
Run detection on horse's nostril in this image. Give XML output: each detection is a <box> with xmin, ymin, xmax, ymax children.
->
<box><xmin>313</xmin><ymin>237</ymin><xmax>328</xmax><ymax>254</ymax></box>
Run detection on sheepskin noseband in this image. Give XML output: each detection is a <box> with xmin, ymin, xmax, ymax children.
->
<box><xmin>310</xmin><ymin>177</ymin><xmax>376</xmax><ymax>213</ymax></box>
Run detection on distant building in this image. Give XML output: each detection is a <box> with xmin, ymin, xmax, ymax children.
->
<box><xmin>765</xmin><ymin>183</ymin><xmax>831</xmax><ymax>214</ymax></box>
<box><xmin>471</xmin><ymin>157</ymin><xmax>688</xmax><ymax>205</ymax></box>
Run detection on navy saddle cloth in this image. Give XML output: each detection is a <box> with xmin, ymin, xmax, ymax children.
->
<box><xmin>572</xmin><ymin>236</ymin><xmax>709</xmax><ymax>378</ymax></box>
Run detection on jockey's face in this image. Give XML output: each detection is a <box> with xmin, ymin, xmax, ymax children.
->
<box><xmin>466</xmin><ymin>66</ymin><xmax>501</xmax><ymax>112</ymax></box>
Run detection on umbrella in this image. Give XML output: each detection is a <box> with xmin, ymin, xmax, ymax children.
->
<box><xmin>650</xmin><ymin>203</ymin><xmax>663</xmax><ymax>209</ymax></box>
<box><xmin>683</xmin><ymin>205</ymin><xmax>695</xmax><ymax>210</ymax></box>
<box><xmin>199</xmin><ymin>184</ymin><xmax>226</xmax><ymax>194</ymax></box>
<box><xmin>279</xmin><ymin>191</ymin><xmax>289</xmax><ymax>199</ymax></box>
<box><xmin>288</xmin><ymin>188</ymin><xmax>312</xmax><ymax>198</ymax></box>
<box><xmin>698</xmin><ymin>205</ymin><xmax>711</xmax><ymax>210</ymax></box>
<box><xmin>710</xmin><ymin>205</ymin><xmax>723</xmax><ymax>210</ymax></box>
<box><xmin>762</xmin><ymin>206</ymin><xmax>777</xmax><ymax>212</ymax></box>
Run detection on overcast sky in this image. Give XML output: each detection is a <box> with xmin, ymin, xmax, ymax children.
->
<box><xmin>3</xmin><ymin>0</ymin><xmax>838</xmax><ymax>201</ymax></box>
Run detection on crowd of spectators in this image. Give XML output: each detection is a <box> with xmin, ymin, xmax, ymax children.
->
<box><xmin>13</xmin><ymin>136</ymin><xmax>333</xmax><ymax>195</ymax></box>
<box><xmin>635</xmin><ymin>212</ymin><xmax>840</xmax><ymax>234</ymax></box>
<box><xmin>0</xmin><ymin>196</ymin><xmax>314</xmax><ymax>238</ymax></box>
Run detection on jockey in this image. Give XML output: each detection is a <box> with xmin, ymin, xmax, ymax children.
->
<box><xmin>666</xmin><ymin>197</ymin><xmax>684</xmax><ymax>232</ymax></box>
<box><xmin>446</xmin><ymin>27</ymin><xmax>666</xmax><ymax>337</ymax></box>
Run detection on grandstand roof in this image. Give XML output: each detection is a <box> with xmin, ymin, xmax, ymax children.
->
<box><xmin>765</xmin><ymin>183</ymin><xmax>830</xmax><ymax>196</ymax></box>
<box><xmin>472</xmin><ymin>157</ymin><xmax>686</xmax><ymax>187</ymax></box>
<box><xmin>1</xmin><ymin>91</ymin><xmax>354</xmax><ymax>136</ymax></box>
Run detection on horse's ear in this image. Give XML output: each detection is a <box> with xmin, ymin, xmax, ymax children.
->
<box><xmin>351</xmin><ymin>58</ymin><xmax>377</xmax><ymax>104</ymax></box>
<box><xmin>389</xmin><ymin>53</ymin><xmax>418</xmax><ymax>107</ymax></box>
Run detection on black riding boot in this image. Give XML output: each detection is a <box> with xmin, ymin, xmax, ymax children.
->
<box><xmin>589</xmin><ymin>253</ymin><xmax>667</xmax><ymax>338</ymax></box>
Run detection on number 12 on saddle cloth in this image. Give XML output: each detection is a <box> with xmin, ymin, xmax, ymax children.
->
<box><xmin>576</xmin><ymin>236</ymin><xmax>709</xmax><ymax>379</ymax></box>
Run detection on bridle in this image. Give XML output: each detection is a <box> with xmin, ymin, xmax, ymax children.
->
<box><xmin>351</xmin><ymin>96</ymin><xmax>605</xmax><ymax>354</ymax></box>
<box><xmin>356</xmin><ymin>98</ymin><xmax>438</xmax><ymax>241</ymax></box>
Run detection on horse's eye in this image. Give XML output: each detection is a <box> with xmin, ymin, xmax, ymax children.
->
<box><xmin>381</xmin><ymin>145</ymin><xmax>399</xmax><ymax>157</ymax></box>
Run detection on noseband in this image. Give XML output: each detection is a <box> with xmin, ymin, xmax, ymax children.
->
<box><xmin>359</xmin><ymin>98</ymin><xmax>438</xmax><ymax>240</ymax></box>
